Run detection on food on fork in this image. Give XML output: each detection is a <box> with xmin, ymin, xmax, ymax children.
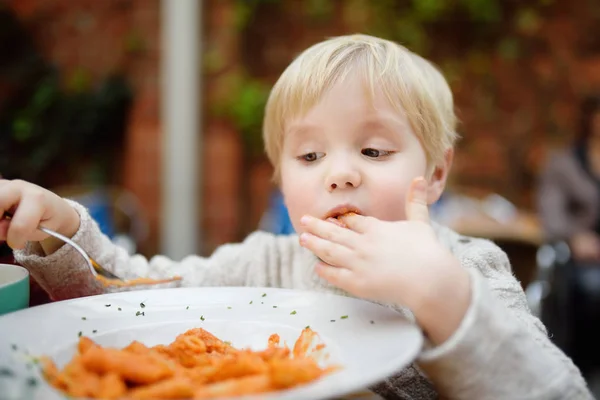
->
<box><xmin>95</xmin><ymin>275</ymin><xmax>183</xmax><ymax>288</ymax></box>
<box><xmin>41</xmin><ymin>327</ymin><xmax>337</xmax><ymax>399</ymax></box>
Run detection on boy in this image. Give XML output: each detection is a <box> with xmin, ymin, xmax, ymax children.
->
<box><xmin>0</xmin><ymin>34</ymin><xmax>592</xmax><ymax>399</ymax></box>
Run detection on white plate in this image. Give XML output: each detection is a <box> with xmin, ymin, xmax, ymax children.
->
<box><xmin>0</xmin><ymin>287</ymin><xmax>423</xmax><ymax>400</ymax></box>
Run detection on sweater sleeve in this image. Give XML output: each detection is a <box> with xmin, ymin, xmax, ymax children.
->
<box><xmin>13</xmin><ymin>200</ymin><xmax>282</xmax><ymax>301</ymax></box>
<box><xmin>416</xmin><ymin>239</ymin><xmax>592</xmax><ymax>399</ymax></box>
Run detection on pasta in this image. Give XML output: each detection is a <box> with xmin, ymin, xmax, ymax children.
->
<box><xmin>328</xmin><ymin>212</ymin><xmax>357</xmax><ymax>229</ymax></box>
<box><xmin>41</xmin><ymin>327</ymin><xmax>336</xmax><ymax>399</ymax></box>
<box><xmin>95</xmin><ymin>275</ymin><xmax>183</xmax><ymax>288</ymax></box>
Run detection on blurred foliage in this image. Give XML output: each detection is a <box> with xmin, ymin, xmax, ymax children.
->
<box><xmin>213</xmin><ymin>0</ymin><xmax>555</xmax><ymax>161</ymax></box>
<box><xmin>0</xmin><ymin>6</ymin><xmax>132</xmax><ymax>185</ymax></box>
<box><xmin>211</xmin><ymin>71</ymin><xmax>270</xmax><ymax>160</ymax></box>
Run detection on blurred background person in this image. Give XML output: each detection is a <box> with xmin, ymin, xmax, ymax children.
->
<box><xmin>537</xmin><ymin>94</ymin><xmax>600</xmax><ymax>380</ymax></box>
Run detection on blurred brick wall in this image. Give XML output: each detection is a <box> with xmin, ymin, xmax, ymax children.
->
<box><xmin>7</xmin><ymin>0</ymin><xmax>163</xmax><ymax>255</ymax></box>
<box><xmin>7</xmin><ymin>0</ymin><xmax>600</xmax><ymax>258</ymax></box>
<box><xmin>6</xmin><ymin>0</ymin><xmax>264</xmax><ymax>256</ymax></box>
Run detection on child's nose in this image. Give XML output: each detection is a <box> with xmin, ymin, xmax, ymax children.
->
<box><xmin>326</xmin><ymin>166</ymin><xmax>361</xmax><ymax>191</ymax></box>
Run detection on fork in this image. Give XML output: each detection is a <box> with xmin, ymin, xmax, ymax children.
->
<box><xmin>3</xmin><ymin>211</ymin><xmax>121</xmax><ymax>280</ymax></box>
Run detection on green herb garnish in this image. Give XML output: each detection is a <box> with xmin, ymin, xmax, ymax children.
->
<box><xmin>140</xmin><ymin>302</ymin><xmax>146</xmax><ymax>308</ymax></box>
<box><xmin>341</xmin><ymin>315</ymin><xmax>348</xmax><ymax>319</ymax></box>
<box><xmin>262</xmin><ymin>293</ymin><xmax>267</xmax><ymax>297</ymax></box>
<box><xmin>105</xmin><ymin>304</ymin><xmax>111</xmax><ymax>308</ymax></box>
<box><xmin>249</xmin><ymin>301</ymin><xmax>253</xmax><ymax>304</ymax></box>
<box><xmin>200</xmin><ymin>315</ymin><xmax>205</xmax><ymax>321</ymax></box>
<box><xmin>290</xmin><ymin>310</ymin><xmax>297</xmax><ymax>315</ymax></box>
<box><xmin>81</xmin><ymin>317</ymin><xmax>86</xmax><ymax>320</ymax></box>
<box><xmin>78</xmin><ymin>331</ymin><xmax>82</xmax><ymax>337</ymax></box>
<box><xmin>92</xmin><ymin>330</ymin><xmax>97</xmax><ymax>334</ymax></box>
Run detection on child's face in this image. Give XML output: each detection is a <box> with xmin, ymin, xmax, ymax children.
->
<box><xmin>280</xmin><ymin>76</ymin><xmax>446</xmax><ymax>233</ymax></box>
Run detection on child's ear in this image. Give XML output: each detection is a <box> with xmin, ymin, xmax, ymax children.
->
<box><xmin>426</xmin><ymin>149</ymin><xmax>454</xmax><ymax>205</ymax></box>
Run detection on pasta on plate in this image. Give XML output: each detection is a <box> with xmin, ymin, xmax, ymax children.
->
<box><xmin>40</xmin><ymin>327</ymin><xmax>337</xmax><ymax>399</ymax></box>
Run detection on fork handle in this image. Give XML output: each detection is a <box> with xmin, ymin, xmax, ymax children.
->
<box><xmin>2</xmin><ymin>211</ymin><xmax>100</xmax><ymax>277</ymax></box>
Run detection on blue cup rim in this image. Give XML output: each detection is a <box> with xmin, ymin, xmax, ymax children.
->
<box><xmin>0</xmin><ymin>264</ymin><xmax>29</xmax><ymax>290</ymax></box>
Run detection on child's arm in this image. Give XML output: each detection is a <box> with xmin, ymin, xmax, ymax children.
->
<box><xmin>415</xmin><ymin>239</ymin><xmax>591</xmax><ymax>399</ymax></box>
<box><xmin>299</xmin><ymin>177</ymin><xmax>592</xmax><ymax>399</ymax></box>
<box><xmin>13</xmin><ymin>200</ymin><xmax>282</xmax><ymax>301</ymax></box>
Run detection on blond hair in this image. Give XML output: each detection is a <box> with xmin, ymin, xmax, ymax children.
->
<box><xmin>263</xmin><ymin>34</ymin><xmax>459</xmax><ymax>180</ymax></box>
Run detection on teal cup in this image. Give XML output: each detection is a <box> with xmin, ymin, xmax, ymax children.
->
<box><xmin>0</xmin><ymin>264</ymin><xmax>30</xmax><ymax>315</ymax></box>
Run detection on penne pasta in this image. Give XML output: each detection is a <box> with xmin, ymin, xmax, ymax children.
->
<box><xmin>42</xmin><ymin>327</ymin><xmax>336</xmax><ymax>399</ymax></box>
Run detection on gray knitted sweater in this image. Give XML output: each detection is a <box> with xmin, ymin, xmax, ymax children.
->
<box><xmin>14</xmin><ymin>201</ymin><xmax>592</xmax><ymax>400</ymax></box>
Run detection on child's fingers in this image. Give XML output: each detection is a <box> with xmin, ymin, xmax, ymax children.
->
<box><xmin>299</xmin><ymin>233</ymin><xmax>355</xmax><ymax>268</ymax></box>
<box><xmin>326</xmin><ymin>217</ymin><xmax>346</xmax><ymax>228</ymax></box>
<box><xmin>405</xmin><ymin>177</ymin><xmax>430</xmax><ymax>223</ymax></box>
<box><xmin>0</xmin><ymin>181</ymin><xmax>21</xmax><ymax>217</ymax></box>
<box><xmin>337</xmin><ymin>213</ymin><xmax>374</xmax><ymax>233</ymax></box>
<box><xmin>300</xmin><ymin>215</ymin><xmax>358</xmax><ymax>248</ymax></box>
<box><xmin>314</xmin><ymin>262</ymin><xmax>355</xmax><ymax>289</ymax></box>
<box><xmin>0</xmin><ymin>219</ymin><xmax>9</xmax><ymax>242</ymax></box>
<box><xmin>7</xmin><ymin>195</ymin><xmax>45</xmax><ymax>250</ymax></box>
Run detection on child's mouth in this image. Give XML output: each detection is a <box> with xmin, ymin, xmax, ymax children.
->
<box><xmin>323</xmin><ymin>205</ymin><xmax>363</xmax><ymax>227</ymax></box>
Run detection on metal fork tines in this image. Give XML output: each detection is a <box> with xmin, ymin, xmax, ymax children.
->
<box><xmin>36</xmin><ymin>225</ymin><xmax>121</xmax><ymax>280</ymax></box>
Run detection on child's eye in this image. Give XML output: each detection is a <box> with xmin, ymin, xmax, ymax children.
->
<box><xmin>361</xmin><ymin>148</ymin><xmax>392</xmax><ymax>158</ymax></box>
<box><xmin>298</xmin><ymin>152</ymin><xmax>324</xmax><ymax>162</ymax></box>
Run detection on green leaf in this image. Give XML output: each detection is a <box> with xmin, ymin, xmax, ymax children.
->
<box><xmin>411</xmin><ymin>0</ymin><xmax>447</xmax><ymax>22</ymax></box>
<box><xmin>515</xmin><ymin>8</ymin><xmax>541</xmax><ymax>34</ymax></box>
<box><xmin>12</xmin><ymin>118</ymin><xmax>33</xmax><ymax>142</ymax></box>
<box><xmin>497</xmin><ymin>38</ymin><xmax>521</xmax><ymax>61</ymax></box>
<box><xmin>460</xmin><ymin>0</ymin><xmax>502</xmax><ymax>23</ymax></box>
<box><xmin>305</xmin><ymin>0</ymin><xmax>334</xmax><ymax>22</ymax></box>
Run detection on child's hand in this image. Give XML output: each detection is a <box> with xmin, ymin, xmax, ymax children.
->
<box><xmin>299</xmin><ymin>177</ymin><xmax>471</xmax><ymax>344</ymax></box>
<box><xmin>0</xmin><ymin>179</ymin><xmax>80</xmax><ymax>254</ymax></box>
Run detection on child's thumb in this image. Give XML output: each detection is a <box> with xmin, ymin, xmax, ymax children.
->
<box><xmin>405</xmin><ymin>177</ymin><xmax>430</xmax><ymax>223</ymax></box>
